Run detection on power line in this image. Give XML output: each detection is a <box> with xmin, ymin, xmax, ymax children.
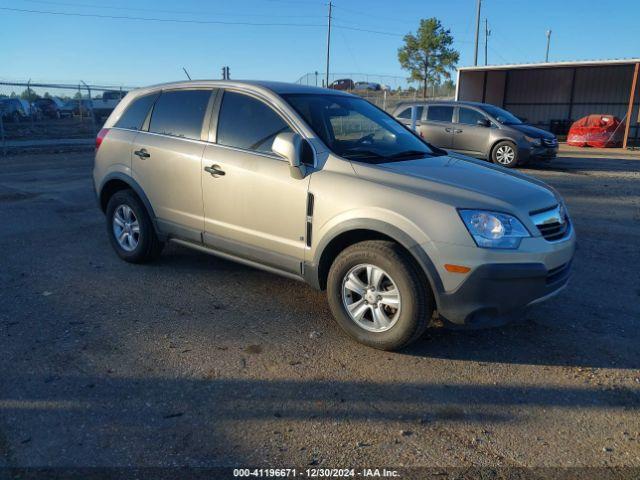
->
<box><xmin>0</xmin><ymin>6</ymin><xmax>326</xmax><ymax>27</ymax></box>
<box><xmin>1</xmin><ymin>5</ymin><xmax>413</xmax><ymax>38</ymax></box>
<box><xmin>16</xmin><ymin>0</ymin><xmax>326</xmax><ymax>19</ymax></box>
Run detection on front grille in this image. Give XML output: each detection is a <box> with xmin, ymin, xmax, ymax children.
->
<box><xmin>538</xmin><ymin>219</ymin><xmax>569</xmax><ymax>241</ymax></box>
<box><xmin>542</xmin><ymin>137</ymin><xmax>558</xmax><ymax>147</ymax></box>
<box><xmin>531</xmin><ymin>204</ymin><xmax>570</xmax><ymax>242</ymax></box>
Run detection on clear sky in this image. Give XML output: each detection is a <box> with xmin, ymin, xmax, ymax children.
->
<box><xmin>2</xmin><ymin>0</ymin><xmax>639</xmax><ymax>87</ymax></box>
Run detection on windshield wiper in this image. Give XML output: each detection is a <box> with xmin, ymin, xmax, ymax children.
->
<box><xmin>388</xmin><ymin>150</ymin><xmax>430</xmax><ymax>160</ymax></box>
<box><xmin>341</xmin><ymin>149</ymin><xmax>387</xmax><ymax>160</ymax></box>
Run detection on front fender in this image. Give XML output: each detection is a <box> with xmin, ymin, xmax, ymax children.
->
<box><xmin>306</xmin><ymin>216</ymin><xmax>445</xmax><ymax>308</ymax></box>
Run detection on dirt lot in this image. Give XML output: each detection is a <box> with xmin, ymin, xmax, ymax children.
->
<box><xmin>0</xmin><ymin>150</ymin><xmax>639</xmax><ymax>474</ymax></box>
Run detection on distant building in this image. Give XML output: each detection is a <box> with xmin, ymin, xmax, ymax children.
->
<box><xmin>456</xmin><ymin>59</ymin><xmax>640</xmax><ymax>145</ymax></box>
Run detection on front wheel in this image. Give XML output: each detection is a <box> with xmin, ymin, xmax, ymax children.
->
<box><xmin>327</xmin><ymin>240</ymin><xmax>434</xmax><ymax>351</ymax></box>
<box><xmin>492</xmin><ymin>141</ymin><xmax>519</xmax><ymax>167</ymax></box>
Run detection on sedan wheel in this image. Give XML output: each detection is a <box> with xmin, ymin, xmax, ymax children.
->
<box><xmin>492</xmin><ymin>141</ymin><xmax>519</xmax><ymax>167</ymax></box>
<box><xmin>495</xmin><ymin>145</ymin><xmax>515</xmax><ymax>165</ymax></box>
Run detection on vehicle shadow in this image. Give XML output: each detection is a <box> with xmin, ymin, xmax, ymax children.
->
<box><xmin>140</xmin><ymin>243</ymin><xmax>640</xmax><ymax>371</ymax></box>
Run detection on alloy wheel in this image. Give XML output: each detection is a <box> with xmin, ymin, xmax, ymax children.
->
<box><xmin>112</xmin><ymin>204</ymin><xmax>140</xmax><ymax>252</ymax></box>
<box><xmin>341</xmin><ymin>264</ymin><xmax>401</xmax><ymax>332</ymax></box>
<box><xmin>495</xmin><ymin>145</ymin><xmax>516</xmax><ymax>165</ymax></box>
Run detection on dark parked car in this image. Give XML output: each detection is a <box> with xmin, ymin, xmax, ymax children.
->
<box><xmin>392</xmin><ymin>101</ymin><xmax>558</xmax><ymax>168</ymax></box>
<box><xmin>0</xmin><ymin>98</ymin><xmax>31</xmax><ymax>122</ymax></box>
<box><xmin>329</xmin><ymin>79</ymin><xmax>354</xmax><ymax>91</ymax></box>
<box><xmin>60</xmin><ymin>99</ymin><xmax>94</xmax><ymax>118</ymax></box>
<box><xmin>35</xmin><ymin>97</ymin><xmax>65</xmax><ymax>119</ymax></box>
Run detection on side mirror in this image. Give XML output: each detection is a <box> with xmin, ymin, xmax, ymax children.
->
<box><xmin>477</xmin><ymin>118</ymin><xmax>491</xmax><ymax>127</ymax></box>
<box><xmin>272</xmin><ymin>132</ymin><xmax>311</xmax><ymax>179</ymax></box>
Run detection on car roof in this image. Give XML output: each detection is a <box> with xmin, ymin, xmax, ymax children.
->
<box><xmin>396</xmin><ymin>100</ymin><xmax>494</xmax><ymax>108</ymax></box>
<box><xmin>134</xmin><ymin>80</ymin><xmax>353</xmax><ymax>97</ymax></box>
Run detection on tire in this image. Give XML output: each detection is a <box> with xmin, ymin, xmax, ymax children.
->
<box><xmin>327</xmin><ymin>240</ymin><xmax>434</xmax><ymax>351</ymax></box>
<box><xmin>105</xmin><ymin>189</ymin><xmax>163</xmax><ymax>263</ymax></box>
<box><xmin>491</xmin><ymin>140</ymin><xmax>519</xmax><ymax>168</ymax></box>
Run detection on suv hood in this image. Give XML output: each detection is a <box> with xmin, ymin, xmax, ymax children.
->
<box><xmin>356</xmin><ymin>153</ymin><xmax>559</xmax><ymax>213</ymax></box>
<box><xmin>509</xmin><ymin>123</ymin><xmax>555</xmax><ymax>139</ymax></box>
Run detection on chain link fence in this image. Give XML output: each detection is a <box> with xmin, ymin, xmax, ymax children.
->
<box><xmin>294</xmin><ymin>72</ymin><xmax>455</xmax><ymax>111</ymax></box>
<box><xmin>0</xmin><ymin>80</ymin><xmax>134</xmax><ymax>154</ymax></box>
<box><xmin>0</xmin><ymin>75</ymin><xmax>455</xmax><ymax>155</ymax></box>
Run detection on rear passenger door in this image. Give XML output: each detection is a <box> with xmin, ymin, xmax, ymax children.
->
<box><xmin>131</xmin><ymin>89</ymin><xmax>215</xmax><ymax>242</ymax></box>
<box><xmin>418</xmin><ymin>105</ymin><xmax>454</xmax><ymax>149</ymax></box>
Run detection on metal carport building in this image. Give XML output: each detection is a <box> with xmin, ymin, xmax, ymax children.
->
<box><xmin>455</xmin><ymin>59</ymin><xmax>640</xmax><ymax>147</ymax></box>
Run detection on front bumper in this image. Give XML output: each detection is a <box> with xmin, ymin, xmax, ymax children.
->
<box><xmin>520</xmin><ymin>144</ymin><xmax>558</xmax><ymax>162</ymax></box>
<box><xmin>436</xmin><ymin>260</ymin><xmax>572</xmax><ymax>328</ymax></box>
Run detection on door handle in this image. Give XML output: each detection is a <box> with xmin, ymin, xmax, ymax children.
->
<box><xmin>204</xmin><ymin>165</ymin><xmax>225</xmax><ymax>177</ymax></box>
<box><xmin>454</xmin><ymin>129</ymin><xmax>463</xmax><ymax>133</ymax></box>
<box><xmin>445</xmin><ymin>127</ymin><xmax>453</xmax><ymax>133</ymax></box>
<box><xmin>134</xmin><ymin>148</ymin><xmax>150</xmax><ymax>159</ymax></box>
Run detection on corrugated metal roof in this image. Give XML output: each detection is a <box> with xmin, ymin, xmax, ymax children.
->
<box><xmin>459</xmin><ymin>58</ymin><xmax>640</xmax><ymax>72</ymax></box>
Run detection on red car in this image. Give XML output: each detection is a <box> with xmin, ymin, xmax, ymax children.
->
<box><xmin>329</xmin><ymin>79</ymin><xmax>354</xmax><ymax>91</ymax></box>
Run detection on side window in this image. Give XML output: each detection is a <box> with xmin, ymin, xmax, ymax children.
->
<box><xmin>217</xmin><ymin>91</ymin><xmax>292</xmax><ymax>154</ymax></box>
<box><xmin>397</xmin><ymin>107</ymin><xmax>423</xmax><ymax>120</ymax></box>
<box><xmin>426</xmin><ymin>106</ymin><xmax>454</xmax><ymax>123</ymax></box>
<box><xmin>397</xmin><ymin>108</ymin><xmax>411</xmax><ymax>119</ymax></box>
<box><xmin>114</xmin><ymin>93</ymin><xmax>158</xmax><ymax>131</ymax></box>
<box><xmin>149</xmin><ymin>90</ymin><xmax>212</xmax><ymax>139</ymax></box>
<box><xmin>458</xmin><ymin>107</ymin><xmax>487</xmax><ymax>126</ymax></box>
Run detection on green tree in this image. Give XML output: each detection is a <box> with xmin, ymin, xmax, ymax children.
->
<box><xmin>398</xmin><ymin>18</ymin><xmax>459</xmax><ymax>99</ymax></box>
<box><xmin>20</xmin><ymin>88</ymin><xmax>40</xmax><ymax>102</ymax></box>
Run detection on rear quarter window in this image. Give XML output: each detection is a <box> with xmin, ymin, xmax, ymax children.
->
<box><xmin>114</xmin><ymin>93</ymin><xmax>158</xmax><ymax>131</ymax></box>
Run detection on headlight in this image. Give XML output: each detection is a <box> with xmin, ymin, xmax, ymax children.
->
<box><xmin>524</xmin><ymin>135</ymin><xmax>542</xmax><ymax>146</ymax></box>
<box><xmin>459</xmin><ymin>210</ymin><xmax>531</xmax><ymax>249</ymax></box>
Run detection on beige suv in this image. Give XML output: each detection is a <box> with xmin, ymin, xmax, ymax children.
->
<box><xmin>94</xmin><ymin>81</ymin><xmax>575</xmax><ymax>351</ymax></box>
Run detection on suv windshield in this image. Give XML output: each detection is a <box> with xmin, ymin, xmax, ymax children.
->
<box><xmin>283</xmin><ymin>94</ymin><xmax>436</xmax><ymax>163</ymax></box>
<box><xmin>479</xmin><ymin>104</ymin><xmax>523</xmax><ymax>125</ymax></box>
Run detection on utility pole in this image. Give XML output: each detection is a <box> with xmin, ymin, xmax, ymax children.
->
<box><xmin>545</xmin><ymin>29</ymin><xmax>552</xmax><ymax>62</ymax></box>
<box><xmin>325</xmin><ymin>1</ymin><xmax>332</xmax><ymax>88</ymax></box>
<box><xmin>484</xmin><ymin>19</ymin><xmax>491</xmax><ymax>66</ymax></box>
<box><xmin>473</xmin><ymin>0</ymin><xmax>482</xmax><ymax>66</ymax></box>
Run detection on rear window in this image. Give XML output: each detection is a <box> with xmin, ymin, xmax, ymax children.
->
<box><xmin>149</xmin><ymin>90</ymin><xmax>212</xmax><ymax>139</ymax></box>
<box><xmin>115</xmin><ymin>93</ymin><xmax>158</xmax><ymax>131</ymax></box>
<box><xmin>427</xmin><ymin>106</ymin><xmax>454</xmax><ymax>122</ymax></box>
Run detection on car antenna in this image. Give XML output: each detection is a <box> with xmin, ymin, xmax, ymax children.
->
<box><xmin>182</xmin><ymin>67</ymin><xmax>192</xmax><ymax>81</ymax></box>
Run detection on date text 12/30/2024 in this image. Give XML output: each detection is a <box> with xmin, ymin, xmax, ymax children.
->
<box><xmin>233</xmin><ymin>468</ymin><xmax>400</xmax><ymax>478</ymax></box>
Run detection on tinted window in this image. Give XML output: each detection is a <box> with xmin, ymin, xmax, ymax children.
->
<box><xmin>115</xmin><ymin>93</ymin><xmax>158</xmax><ymax>131</ymax></box>
<box><xmin>427</xmin><ymin>106</ymin><xmax>454</xmax><ymax>122</ymax></box>
<box><xmin>458</xmin><ymin>107</ymin><xmax>487</xmax><ymax>125</ymax></box>
<box><xmin>217</xmin><ymin>91</ymin><xmax>292</xmax><ymax>153</ymax></box>
<box><xmin>397</xmin><ymin>106</ymin><xmax>423</xmax><ymax>120</ymax></box>
<box><xmin>149</xmin><ymin>90</ymin><xmax>212</xmax><ymax>139</ymax></box>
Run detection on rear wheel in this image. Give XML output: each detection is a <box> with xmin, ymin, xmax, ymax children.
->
<box><xmin>327</xmin><ymin>240</ymin><xmax>433</xmax><ymax>351</ymax></box>
<box><xmin>105</xmin><ymin>189</ymin><xmax>163</xmax><ymax>263</ymax></box>
<box><xmin>492</xmin><ymin>141</ymin><xmax>518</xmax><ymax>167</ymax></box>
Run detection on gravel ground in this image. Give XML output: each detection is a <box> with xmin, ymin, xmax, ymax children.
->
<box><xmin>0</xmin><ymin>151</ymin><xmax>639</xmax><ymax>473</ymax></box>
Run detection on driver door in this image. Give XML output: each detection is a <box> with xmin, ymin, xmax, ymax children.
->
<box><xmin>201</xmin><ymin>90</ymin><xmax>310</xmax><ymax>275</ymax></box>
